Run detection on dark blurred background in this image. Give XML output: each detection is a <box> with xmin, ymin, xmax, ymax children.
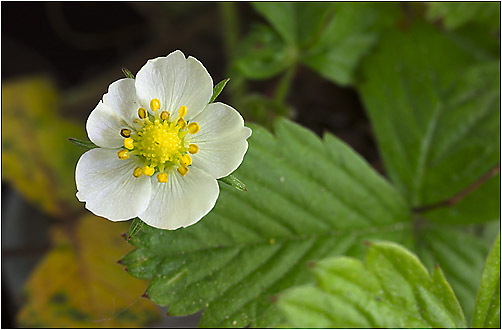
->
<box><xmin>2</xmin><ymin>2</ymin><xmax>374</xmax><ymax>328</ymax></box>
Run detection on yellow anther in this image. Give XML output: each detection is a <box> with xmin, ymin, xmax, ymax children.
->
<box><xmin>187</xmin><ymin>122</ymin><xmax>200</xmax><ymax>134</ymax></box>
<box><xmin>117</xmin><ymin>149</ymin><xmax>129</xmax><ymax>160</ymax></box>
<box><xmin>120</xmin><ymin>128</ymin><xmax>131</xmax><ymax>138</ymax></box>
<box><xmin>177</xmin><ymin>118</ymin><xmax>187</xmax><ymax>129</ymax></box>
<box><xmin>160</xmin><ymin>111</ymin><xmax>170</xmax><ymax>121</ymax></box>
<box><xmin>180</xmin><ymin>154</ymin><xmax>192</xmax><ymax>167</ymax></box>
<box><xmin>157</xmin><ymin>172</ymin><xmax>168</xmax><ymax>183</ymax></box>
<box><xmin>177</xmin><ymin>166</ymin><xmax>189</xmax><ymax>176</ymax></box>
<box><xmin>178</xmin><ymin>105</ymin><xmax>187</xmax><ymax>118</ymax></box>
<box><xmin>188</xmin><ymin>144</ymin><xmax>199</xmax><ymax>154</ymax></box>
<box><xmin>143</xmin><ymin>166</ymin><xmax>155</xmax><ymax>176</ymax></box>
<box><xmin>150</xmin><ymin>98</ymin><xmax>161</xmax><ymax>112</ymax></box>
<box><xmin>124</xmin><ymin>138</ymin><xmax>134</xmax><ymax>150</ymax></box>
<box><xmin>138</xmin><ymin>108</ymin><xmax>147</xmax><ymax>119</ymax></box>
<box><xmin>133</xmin><ymin>167</ymin><xmax>143</xmax><ymax>178</ymax></box>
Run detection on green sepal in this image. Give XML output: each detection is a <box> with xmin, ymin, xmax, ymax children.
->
<box><xmin>122</xmin><ymin>68</ymin><xmax>135</xmax><ymax>79</ymax></box>
<box><xmin>218</xmin><ymin>174</ymin><xmax>247</xmax><ymax>192</ymax></box>
<box><xmin>68</xmin><ymin>138</ymin><xmax>98</xmax><ymax>150</ymax></box>
<box><xmin>210</xmin><ymin>78</ymin><xmax>230</xmax><ymax>103</ymax></box>
<box><xmin>126</xmin><ymin>218</ymin><xmax>144</xmax><ymax>241</ymax></box>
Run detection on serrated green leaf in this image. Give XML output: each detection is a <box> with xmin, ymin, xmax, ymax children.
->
<box><xmin>277</xmin><ymin>241</ymin><xmax>466</xmax><ymax>328</ymax></box>
<box><xmin>121</xmin><ymin>118</ymin><xmax>412</xmax><ymax>327</ymax></box>
<box><xmin>68</xmin><ymin>138</ymin><xmax>98</xmax><ymax>150</ymax></box>
<box><xmin>416</xmin><ymin>224</ymin><xmax>494</xmax><ymax>323</ymax></box>
<box><xmin>234</xmin><ymin>24</ymin><xmax>297</xmax><ymax>80</ymax></box>
<box><xmin>359</xmin><ymin>22</ymin><xmax>500</xmax><ymax>224</ymax></box>
<box><xmin>210</xmin><ymin>78</ymin><xmax>230</xmax><ymax>103</ymax></box>
<box><xmin>301</xmin><ymin>2</ymin><xmax>401</xmax><ymax>86</ymax></box>
<box><xmin>473</xmin><ymin>234</ymin><xmax>501</xmax><ymax>328</ymax></box>
<box><xmin>218</xmin><ymin>174</ymin><xmax>247</xmax><ymax>192</ymax></box>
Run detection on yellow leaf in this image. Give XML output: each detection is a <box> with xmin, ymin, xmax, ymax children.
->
<box><xmin>17</xmin><ymin>215</ymin><xmax>160</xmax><ymax>327</ymax></box>
<box><xmin>1</xmin><ymin>76</ymin><xmax>86</xmax><ymax>216</ymax></box>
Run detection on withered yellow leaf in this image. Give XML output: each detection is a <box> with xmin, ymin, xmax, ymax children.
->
<box><xmin>17</xmin><ymin>215</ymin><xmax>159</xmax><ymax>327</ymax></box>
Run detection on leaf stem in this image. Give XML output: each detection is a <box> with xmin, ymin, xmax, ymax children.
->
<box><xmin>412</xmin><ymin>163</ymin><xmax>500</xmax><ymax>213</ymax></box>
<box><xmin>274</xmin><ymin>65</ymin><xmax>297</xmax><ymax>105</ymax></box>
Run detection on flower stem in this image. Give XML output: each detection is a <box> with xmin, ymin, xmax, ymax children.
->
<box><xmin>412</xmin><ymin>163</ymin><xmax>500</xmax><ymax>213</ymax></box>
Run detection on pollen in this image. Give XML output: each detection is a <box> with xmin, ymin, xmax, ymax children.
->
<box><xmin>177</xmin><ymin>166</ymin><xmax>189</xmax><ymax>176</ymax></box>
<box><xmin>188</xmin><ymin>144</ymin><xmax>199</xmax><ymax>154</ymax></box>
<box><xmin>138</xmin><ymin>108</ymin><xmax>147</xmax><ymax>119</ymax></box>
<box><xmin>120</xmin><ymin>128</ymin><xmax>131</xmax><ymax>137</ymax></box>
<box><xmin>177</xmin><ymin>118</ymin><xmax>187</xmax><ymax>129</ymax></box>
<box><xmin>143</xmin><ymin>166</ymin><xmax>155</xmax><ymax>176</ymax></box>
<box><xmin>133</xmin><ymin>167</ymin><xmax>143</xmax><ymax>178</ymax></box>
<box><xmin>157</xmin><ymin>172</ymin><xmax>168</xmax><ymax>183</ymax></box>
<box><xmin>178</xmin><ymin>105</ymin><xmax>187</xmax><ymax>118</ymax></box>
<box><xmin>128</xmin><ymin>102</ymin><xmax>198</xmax><ymax>179</ymax></box>
<box><xmin>117</xmin><ymin>149</ymin><xmax>129</xmax><ymax>160</ymax></box>
<box><xmin>150</xmin><ymin>98</ymin><xmax>161</xmax><ymax>112</ymax></box>
<box><xmin>124</xmin><ymin>138</ymin><xmax>134</xmax><ymax>150</ymax></box>
<box><xmin>187</xmin><ymin>122</ymin><xmax>200</xmax><ymax>134</ymax></box>
<box><xmin>160</xmin><ymin>111</ymin><xmax>170</xmax><ymax>120</ymax></box>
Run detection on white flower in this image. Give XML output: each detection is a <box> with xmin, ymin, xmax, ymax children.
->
<box><xmin>75</xmin><ymin>50</ymin><xmax>251</xmax><ymax>230</ymax></box>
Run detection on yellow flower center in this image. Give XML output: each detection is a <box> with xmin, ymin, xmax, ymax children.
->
<box><xmin>117</xmin><ymin>98</ymin><xmax>200</xmax><ymax>183</ymax></box>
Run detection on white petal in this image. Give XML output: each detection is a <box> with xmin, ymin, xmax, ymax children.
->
<box><xmin>76</xmin><ymin>148</ymin><xmax>152</xmax><ymax>221</ymax></box>
<box><xmin>187</xmin><ymin>102</ymin><xmax>252</xmax><ymax>178</ymax></box>
<box><xmin>139</xmin><ymin>167</ymin><xmax>219</xmax><ymax>230</ymax></box>
<box><xmin>135</xmin><ymin>50</ymin><xmax>213</xmax><ymax>120</ymax></box>
<box><xmin>86</xmin><ymin>101</ymin><xmax>126</xmax><ymax>148</ymax></box>
<box><xmin>102</xmin><ymin>78</ymin><xmax>142</xmax><ymax>126</ymax></box>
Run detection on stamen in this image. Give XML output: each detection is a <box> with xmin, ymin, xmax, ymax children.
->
<box><xmin>180</xmin><ymin>154</ymin><xmax>192</xmax><ymax>167</ymax></box>
<box><xmin>160</xmin><ymin>111</ymin><xmax>170</xmax><ymax>121</ymax></box>
<box><xmin>177</xmin><ymin>118</ymin><xmax>187</xmax><ymax>129</ymax></box>
<box><xmin>157</xmin><ymin>172</ymin><xmax>168</xmax><ymax>183</ymax></box>
<box><xmin>178</xmin><ymin>105</ymin><xmax>187</xmax><ymax>118</ymax></box>
<box><xmin>143</xmin><ymin>166</ymin><xmax>155</xmax><ymax>176</ymax></box>
<box><xmin>188</xmin><ymin>144</ymin><xmax>199</xmax><ymax>154</ymax></box>
<box><xmin>120</xmin><ymin>128</ymin><xmax>131</xmax><ymax>138</ymax></box>
<box><xmin>117</xmin><ymin>149</ymin><xmax>129</xmax><ymax>160</ymax></box>
<box><xmin>187</xmin><ymin>122</ymin><xmax>200</xmax><ymax>134</ymax></box>
<box><xmin>150</xmin><ymin>98</ymin><xmax>161</xmax><ymax>112</ymax></box>
<box><xmin>138</xmin><ymin>108</ymin><xmax>147</xmax><ymax>119</ymax></box>
<box><xmin>177</xmin><ymin>166</ymin><xmax>189</xmax><ymax>176</ymax></box>
<box><xmin>124</xmin><ymin>138</ymin><xmax>134</xmax><ymax>150</ymax></box>
<box><xmin>133</xmin><ymin>167</ymin><xmax>143</xmax><ymax>178</ymax></box>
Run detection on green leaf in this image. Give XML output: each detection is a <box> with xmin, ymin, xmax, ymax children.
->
<box><xmin>427</xmin><ymin>2</ymin><xmax>501</xmax><ymax>32</ymax></box>
<box><xmin>251</xmin><ymin>2</ymin><xmax>335</xmax><ymax>47</ymax></box>
<box><xmin>218</xmin><ymin>174</ymin><xmax>247</xmax><ymax>192</ymax></box>
<box><xmin>234</xmin><ymin>24</ymin><xmax>297</xmax><ymax>80</ymax></box>
<box><xmin>302</xmin><ymin>2</ymin><xmax>401</xmax><ymax>86</ymax></box>
<box><xmin>122</xmin><ymin>67</ymin><xmax>135</xmax><ymax>79</ymax></box>
<box><xmin>210</xmin><ymin>78</ymin><xmax>230</xmax><ymax>103</ymax></box>
<box><xmin>121</xmin><ymin>118</ymin><xmax>412</xmax><ymax>327</ymax></box>
<box><xmin>277</xmin><ymin>241</ymin><xmax>466</xmax><ymax>328</ymax></box>
<box><xmin>68</xmin><ymin>138</ymin><xmax>98</xmax><ymax>150</ymax></box>
<box><xmin>415</xmin><ymin>223</ymin><xmax>494</xmax><ymax>323</ymax></box>
<box><xmin>473</xmin><ymin>234</ymin><xmax>501</xmax><ymax>328</ymax></box>
<box><xmin>359</xmin><ymin>22</ymin><xmax>501</xmax><ymax>224</ymax></box>
<box><xmin>126</xmin><ymin>218</ymin><xmax>144</xmax><ymax>241</ymax></box>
